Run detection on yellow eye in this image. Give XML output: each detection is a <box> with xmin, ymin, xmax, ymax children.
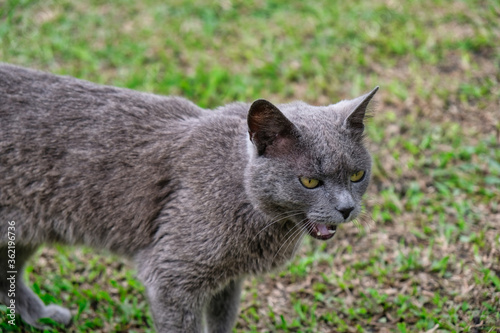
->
<box><xmin>350</xmin><ymin>170</ymin><xmax>365</xmax><ymax>183</ymax></box>
<box><xmin>299</xmin><ymin>177</ymin><xmax>320</xmax><ymax>189</ymax></box>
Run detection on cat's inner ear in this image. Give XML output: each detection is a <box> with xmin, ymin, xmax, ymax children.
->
<box><xmin>248</xmin><ymin>99</ymin><xmax>298</xmax><ymax>156</ymax></box>
<box><xmin>342</xmin><ymin>86</ymin><xmax>379</xmax><ymax>134</ymax></box>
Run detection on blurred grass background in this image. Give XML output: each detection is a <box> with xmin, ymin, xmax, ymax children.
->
<box><xmin>0</xmin><ymin>0</ymin><xmax>499</xmax><ymax>332</ymax></box>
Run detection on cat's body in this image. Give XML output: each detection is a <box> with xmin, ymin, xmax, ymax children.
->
<box><xmin>0</xmin><ymin>63</ymin><xmax>377</xmax><ymax>332</ymax></box>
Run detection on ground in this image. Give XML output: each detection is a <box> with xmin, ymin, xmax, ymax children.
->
<box><xmin>0</xmin><ymin>0</ymin><xmax>499</xmax><ymax>332</ymax></box>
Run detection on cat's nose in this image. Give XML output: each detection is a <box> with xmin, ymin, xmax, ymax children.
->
<box><xmin>337</xmin><ymin>207</ymin><xmax>354</xmax><ymax>220</ymax></box>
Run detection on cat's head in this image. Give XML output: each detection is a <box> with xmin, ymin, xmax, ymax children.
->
<box><xmin>245</xmin><ymin>87</ymin><xmax>378</xmax><ymax>240</ymax></box>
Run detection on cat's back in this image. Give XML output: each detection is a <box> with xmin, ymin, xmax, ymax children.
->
<box><xmin>0</xmin><ymin>63</ymin><xmax>205</xmax><ymax>125</ymax></box>
<box><xmin>0</xmin><ymin>63</ymin><xmax>206</xmax><ymax>178</ymax></box>
<box><xmin>0</xmin><ymin>64</ymin><xmax>208</xmax><ymax>252</ymax></box>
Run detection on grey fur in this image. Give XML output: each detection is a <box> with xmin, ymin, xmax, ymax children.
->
<box><xmin>0</xmin><ymin>63</ymin><xmax>377</xmax><ymax>332</ymax></box>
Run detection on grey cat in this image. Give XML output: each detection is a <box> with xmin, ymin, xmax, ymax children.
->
<box><xmin>0</xmin><ymin>63</ymin><xmax>377</xmax><ymax>332</ymax></box>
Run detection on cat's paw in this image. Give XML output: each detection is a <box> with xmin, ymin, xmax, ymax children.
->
<box><xmin>22</xmin><ymin>304</ymin><xmax>72</xmax><ymax>329</ymax></box>
<box><xmin>43</xmin><ymin>304</ymin><xmax>72</xmax><ymax>327</ymax></box>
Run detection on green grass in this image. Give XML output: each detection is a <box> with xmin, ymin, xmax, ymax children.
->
<box><xmin>1</xmin><ymin>0</ymin><xmax>499</xmax><ymax>332</ymax></box>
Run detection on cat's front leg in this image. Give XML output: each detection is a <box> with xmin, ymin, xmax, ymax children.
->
<box><xmin>136</xmin><ymin>253</ymin><xmax>206</xmax><ymax>333</ymax></box>
<box><xmin>144</xmin><ymin>282</ymin><xmax>205</xmax><ymax>333</ymax></box>
<box><xmin>205</xmin><ymin>279</ymin><xmax>243</xmax><ymax>333</ymax></box>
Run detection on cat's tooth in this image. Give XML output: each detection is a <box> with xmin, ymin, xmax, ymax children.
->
<box><xmin>328</xmin><ymin>229</ymin><xmax>336</xmax><ymax>235</ymax></box>
<box><xmin>316</xmin><ymin>231</ymin><xmax>321</xmax><ymax>236</ymax></box>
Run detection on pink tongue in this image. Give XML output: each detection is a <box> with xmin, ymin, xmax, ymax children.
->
<box><xmin>316</xmin><ymin>223</ymin><xmax>329</xmax><ymax>235</ymax></box>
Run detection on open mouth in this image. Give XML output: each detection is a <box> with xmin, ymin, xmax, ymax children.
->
<box><xmin>305</xmin><ymin>220</ymin><xmax>337</xmax><ymax>240</ymax></box>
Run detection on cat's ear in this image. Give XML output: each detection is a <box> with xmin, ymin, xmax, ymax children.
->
<box><xmin>342</xmin><ymin>86</ymin><xmax>379</xmax><ymax>135</ymax></box>
<box><xmin>248</xmin><ymin>99</ymin><xmax>297</xmax><ymax>156</ymax></box>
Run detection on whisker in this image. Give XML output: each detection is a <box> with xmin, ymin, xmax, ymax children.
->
<box><xmin>353</xmin><ymin>210</ymin><xmax>376</xmax><ymax>232</ymax></box>
<box><xmin>359</xmin><ymin>211</ymin><xmax>376</xmax><ymax>230</ymax></box>
<box><xmin>270</xmin><ymin>222</ymin><xmax>304</xmax><ymax>264</ymax></box>
<box><xmin>272</xmin><ymin>218</ymin><xmax>309</xmax><ymax>264</ymax></box>
<box><xmin>280</xmin><ymin>222</ymin><xmax>307</xmax><ymax>253</ymax></box>
<box><xmin>254</xmin><ymin>211</ymin><xmax>303</xmax><ymax>235</ymax></box>
<box><xmin>356</xmin><ymin>201</ymin><xmax>379</xmax><ymax>230</ymax></box>
<box><xmin>266</xmin><ymin>211</ymin><xmax>304</xmax><ymax>227</ymax></box>
<box><xmin>271</xmin><ymin>209</ymin><xmax>303</xmax><ymax>219</ymax></box>
<box><xmin>252</xmin><ymin>210</ymin><xmax>304</xmax><ymax>242</ymax></box>
<box><xmin>290</xmin><ymin>224</ymin><xmax>309</xmax><ymax>257</ymax></box>
<box><xmin>352</xmin><ymin>219</ymin><xmax>362</xmax><ymax>231</ymax></box>
<box><xmin>275</xmin><ymin>219</ymin><xmax>305</xmax><ymax>250</ymax></box>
